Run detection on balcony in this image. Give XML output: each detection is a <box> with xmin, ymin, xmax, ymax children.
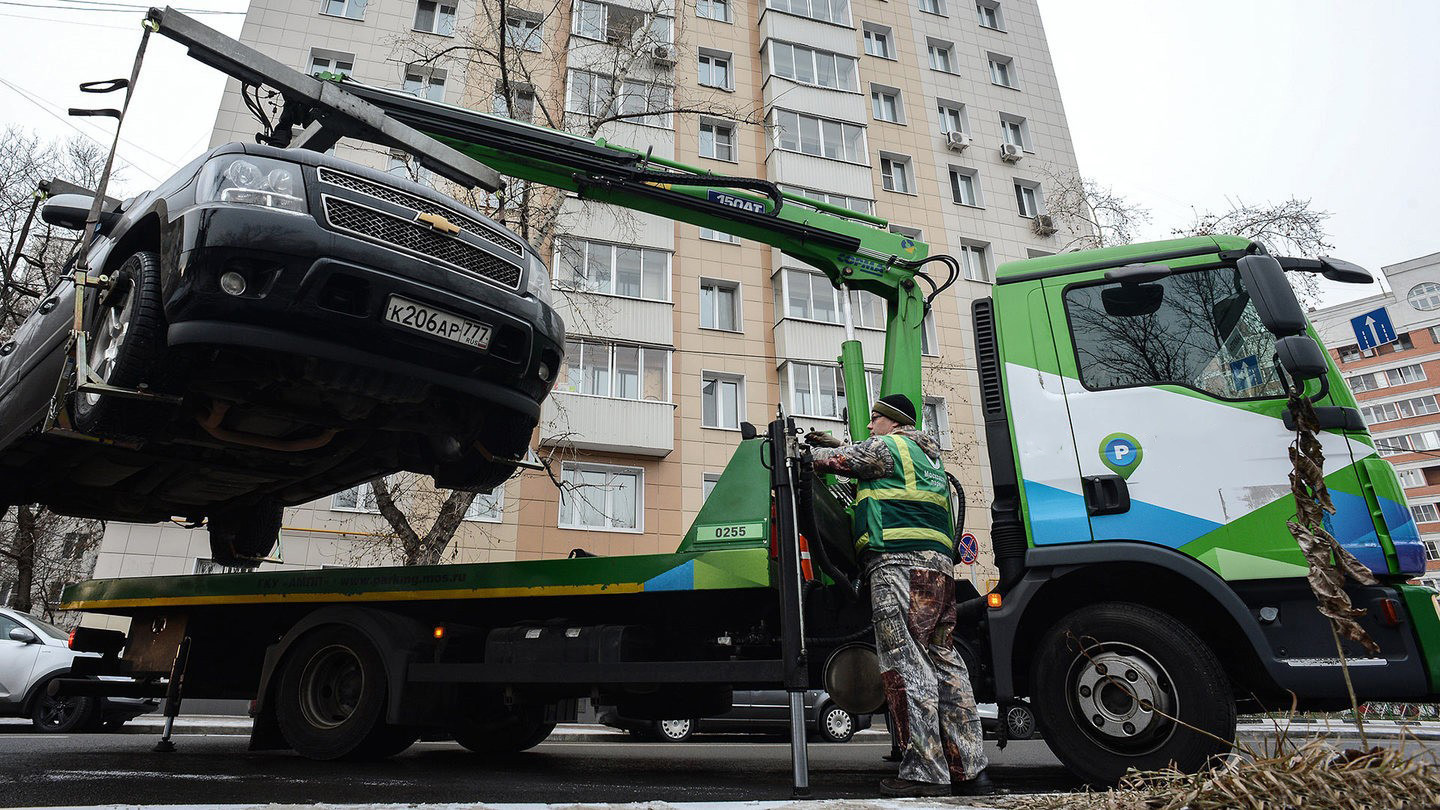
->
<box><xmin>773</xmin><ymin>317</ymin><xmax>885</xmax><ymax>364</ymax></box>
<box><xmin>551</xmin><ymin>291</ymin><xmax>673</xmax><ymax>345</ymax></box>
<box><xmin>540</xmin><ymin>391</ymin><xmax>676</xmax><ymax>457</ymax></box>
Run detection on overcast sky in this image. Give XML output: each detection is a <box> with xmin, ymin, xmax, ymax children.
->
<box><xmin>2</xmin><ymin>0</ymin><xmax>1436</xmax><ymax>306</ymax></box>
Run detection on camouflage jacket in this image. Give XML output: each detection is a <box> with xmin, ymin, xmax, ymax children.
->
<box><xmin>812</xmin><ymin>427</ymin><xmax>944</xmax><ymax>481</ymax></box>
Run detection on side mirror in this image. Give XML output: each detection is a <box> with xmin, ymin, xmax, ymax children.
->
<box><xmin>1237</xmin><ymin>255</ymin><xmax>1307</xmax><ymax>337</ymax></box>
<box><xmin>1101</xmin><ymin>283</ymin><xmax>1164</xmax><ymax>317</ymax></box>
<box><xmin>1319</xmin><ymin>256</ymin><xmax>1373</xmax><ymax>285</ymax></box>
<box><xmin>40</xmin><ymin>194</ymin><xmax>119</xmax><ymax>233</ymax></box>
<box><xmin>1276</xmin><ymin>335</ymin><xmax>1329</xmax><ymax>381</ymax></box>
<box><xmin>8</xmin><ymin>625</ymin><xmax>38</xmax><ymax>644</ymax></box>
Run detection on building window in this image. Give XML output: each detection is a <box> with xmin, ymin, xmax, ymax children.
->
<box><xmin>766</xmin><ymin>0</ymin><xmax>850</xmax><ymax>26</ymax></box>
<box><xmin>937</xmin><ymin>100</ymin><xmax>968</xmax><ymax>134</ymax></box>
<box><xmin>702</xmin><ymin>373</ymin><xmax>744</xmax><ymax>429</ymax></box>
<box><xmin>504</xmin><ymin>13</ymin><xmax>544</xmax><ymax>50</ymax></box>
<box><xmin>195</xmin><ymin>558</ymin><xmax>252</xmax><ymax>575</ymax></box>
<box><xmin>1395</xmin><ymin>333</ymin><xmax>1416</xmax><ymax>351</ymax></box>
<box><xmin>949</xmin><ymin>167</ymin><xmax>981</xmax><ymax>207</ymax></box>
<box><xmin>771</xmin><ymin>109</ymin><xmax>868</xmax><ymax>164</ymax></box>
<box><xmin>561</xmin><ymin>463</ymin><xmax>642</xmax><ymax>531</ymax></box>
<box><xmin>321</xmin><ymin>0</ymin><xmax>365</xmax><ymax>21</ymax></box>
<box><xmin>846</xmin><ymin>288</ymin><xmax>885</xmax><ymax>329</ymax></box>
<box><xmin>414</xmin><ymin>0</ymin><xmax>456</xmax><ymax>34</ymax></box>
<box><xmin>697</xmin><ymin>0</ymin><xmax>730</xmax><ymax>22</ymax></box>
<box><xmin>788</xmin><ymin>362</ymin><xmax>847</xmax><ymax>419</ymax></box>
<box><xmin>309</xmin><ymin>49</ymin><xmax>355</xmax><ymax>77</ymax></box>
<box><xmin>778</xmin><ymin>184</ymin><xmax>874</xmax><ymax>216</ymax></box>
<box><xmin>1409</xmin><ymin>283</ymin><xmax>1440</xmax><ymax>311</ymax></box>
<box><xmin>1362</xmin><ymin>395</ymin><xmax>1440</xmax><ymax>426</ymax></box>
<box><xmin>921</xmin><ymin>310</ymin><xmax>939</xmax><ymax>356</ymax></box>
<box><xmin>574</xmin><ymin>0</ymin><xmax>672</xmax><ymax>44</ymax></box>
<box><xmin>464</xmin><ymin>491</ymin><xmax>504</xmax><ymax>522</ymax></box>
<box><xmin>700</xmin><ymin>279</ymin><xmax>741</xmax><ymax>331</ymax></box>
<box><xmin>333</xmin><ymin>482</ymin><xmax>379</xmax><ymax>513</ymax></box>
<box><xmin>1000</xmin><ymin>114</ymin><xmax>1030</xmax><ymax>150</ymax></box>
<box><xmin>769</xmin><ymin>42</ymin><xmax>859</xmax><ymax>92</ymax></box>
<box><xmin>700</xmin><ymin>227</ymin><xmax>740</xmax><ymax>243</ymax></box>
<box><xmin>976</xmin><ymin>0</ymin><xmax>1004</xmax><ymax>29</ymax></box>
<box><xmin>403</xmin><ymin>67</ymin><xmax>446</xmax><ymax>101</ymax></box>
<box><xmin>699</xmin><ymin>120</ymin><xmax>736</xmax><ymax>161</ymax></box>
<box><xmin>988</xmin><ymin>53</ymin><xmax>1017</xmax><ymax>88</ymax></box>
<box><xmin>927</xmin><ymin>39</ymin><xmax>956</xmax><ymax>73</ymax></box>
<box><xmin>922</xmin><ymin>397</ymin><xmax>951</xmax><ymax>449</ymax></box>
<box><xmin>1411</xmin><ymin>503</ymin><xmax>1440</xmax><ymax>524</ymax></box>
<box><xmin>1377</xmin><ymin>430</ymin><xmax>1440</xmax><ymax>458</ymax></box>
<box><xmin>880</xmin><ymin>154</ymin><xmax>914</xmax><ymax>194</ymax></box>
<box><xmin>560</xmin><ymin>339</ymin><xmax>671</xmax><ymax>401</ymax></box>
<box><xmin>1338</xmin><ymin>345</ymin><xmax>1362</xmax><ymax>363</ymax></box>
<box><xmin>702</xmin><ymin>472</ymin><xmax>722</xmax><ymax>500</ymax></box>
<box><xmin>1014</xmin><ymin>180</ymin><xmax>1041</xmax><ymax>217</ymax></box>
<box><xmin>870</xmin><ymin>85</ymin><xmax>904</xmax><ymax>123</ymax></box>
<box><xmin>919</xmin><ymin>0</ymin><xmax>946</xmax><ymax>15</ymax></box>
<box><xmin>492</xmin><ymin>83</ymin><xmax>537</xmax><ymax>122</ymax></box>
<box><xmin>959</xmin><ymin>242</ymin><xmax>990</xmax><ymax>282</ymax></box>
<box><xmin>1398</xmin><ymin>468</ymin><xmax>1426</xmax><ymax>488</ymax></box>
<box><xmin>863</xmin><ymin>23</ymin><xmax>894</xmax><ymax>59</ymax></box>
<box><xmin>554</xmin><ymin>238</ymin><xmax>670</xmax><ymax>301</ymax></box>
<box><xmin>698</xmin><ymin>51</ymin><xmax>733</xmax><ymax>90</ymax></box>
<box><xmin>1388</xmin><ymin>364</ymin><xmax>1427</xmax><ymax>386</ymax></box>
<box><xmin>566</xmin><ymin>69</ymin><xmax>673</xmax><ymax>127</ymax></box>
<box><xmin>779</xmin><ymin>267</ymin><xmax>842</xmax><ymax>322</ymax></box>
<box><xmin>1426</xmin><ymin>538</ymin><xmax>1440</xmax><ymax>561</ymax></box>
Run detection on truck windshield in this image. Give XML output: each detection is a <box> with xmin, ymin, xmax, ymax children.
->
<box><xmin>1065</xmin><ymin>266</ymin><xmax>1287</xmax><ymax>400</ymax></box>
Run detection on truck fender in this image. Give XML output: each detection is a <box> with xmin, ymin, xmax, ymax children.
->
<box><xmin>986</xmin><ymin>542</ymin><xmax>1282</xmax><ymax>699</ymax></box>
<box><xmin>252</xmin><ymin>606</ymin><xmax>432</xmax><ymax>727</ymax></box>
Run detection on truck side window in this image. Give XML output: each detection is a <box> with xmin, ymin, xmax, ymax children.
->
<box><xmin>1064</xmin><ymin>267</ymin><xmax>1287</xmax><ymax>400</ymax></box>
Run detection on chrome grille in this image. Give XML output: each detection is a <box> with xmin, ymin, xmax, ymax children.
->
<box><xmin>323</xmin><ymin>196</ymin><xmax>522</xmax><ymax>289</ymax></box>
<box><xmin>317</xmin><ymin>167</ymin><xmax>525</xmax><ymax>256</ymax></box>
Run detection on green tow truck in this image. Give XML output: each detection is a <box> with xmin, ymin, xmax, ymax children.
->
<box><xmin>56</xmin><ymin>7</ymin><xmax>1440</xmax><ymax>790</ymax></box>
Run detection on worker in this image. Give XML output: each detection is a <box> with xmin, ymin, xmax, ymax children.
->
<box><xmin>806</xmin><ymin>394</ymin><xmax>993</xmax><ymax>798</ymax></box>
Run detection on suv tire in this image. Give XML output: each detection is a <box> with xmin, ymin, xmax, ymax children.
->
<box><xmin>73</xmin><ymin>251</ymin><xmax>170</xmax><ymax>440</ymax></box>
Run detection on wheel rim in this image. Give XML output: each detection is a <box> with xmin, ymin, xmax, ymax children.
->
<box><xmin>85</xmin><ymin>281</ymin><xmax>136</xmax><ymax>405</ymax></box>
<box><xmin>1066</xmin><ymin>641</ymin><xmax>1175</xmax><ymax>755</ymax></box>
<box><xmin>1005</xmin><ymin>705</ymin><xmax>1034</xmax><ymax>738</ymax></box>
<box><xmin>658</xmin><ymin>719</ymin><xmax>691</xmax><ymax>740</ymax></box>
<box><xmin>823</xmin><ymin>708</ymin><xmax>852</xmax><ymax>740</ymax></box>
<box><xmin>298</xmin><ymin>644</ymin><xmax>365</xmax><ymax>730</ymax></box>
<box><xmin>37</xmin><ymin>695</ymin><xmax>78</xmax><ymax>728</ymax></box>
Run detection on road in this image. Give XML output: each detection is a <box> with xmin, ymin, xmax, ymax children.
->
<box><xmin>0</xmin><ymin>731</ymin><xmax>1075</xmax><ymax>806</ymax></box>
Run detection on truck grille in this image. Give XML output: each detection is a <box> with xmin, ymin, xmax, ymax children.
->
<box><xmin>322</xmin><ymin>196</ymin><xmax>522</xmax><ymax>289</ymax></box>
<box><xmin>972</xmin><ymin>298</ymin><xmax>1004</xmax><ymax>416</ymax></box>
<box><xmin>316</xmin><ymin>167</ymin><xmax>525</xmax><ymax>256</ymax></box>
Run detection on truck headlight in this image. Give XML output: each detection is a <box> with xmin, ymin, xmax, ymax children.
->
<box><xmin>525</xmin><ymin>252</ymin><xmax>552</xmax><ymax>306</ymax></box>
<box><xmin>198</xmin><ymin>155</ymin><xmax>307</xmax><ymax>214</ymax></box>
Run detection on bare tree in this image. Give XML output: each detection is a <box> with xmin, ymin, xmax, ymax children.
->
<box><xmin>1175</xmin><ymin>197</ymin><xmax>1334</xmax><ymax>305</ymax></box>
<box><xmin>1</xmin><ymin>505</ymin><xmax>104</xmax><ymax>623</ymax></box>
<box><xmin>1039</xmin><ymin>168</ymin><xmax>1152</xmax><ymax>251</ymax></box>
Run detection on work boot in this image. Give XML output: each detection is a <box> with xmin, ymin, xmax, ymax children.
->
<box><xmin>879</xmin><ymin>777</ymin><xmax>949</xmax><ymax>798</ymax></box>
<box><xmin>952</xmin><ymin>769</ymin><xmax>996</xmax><ymax>796</ymax></box>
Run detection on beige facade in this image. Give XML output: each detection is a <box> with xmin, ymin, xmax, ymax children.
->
<box><xmin>94</xmin><ymin>0</ymin><xmax>1082</xmax><ymax>589</ymax></box>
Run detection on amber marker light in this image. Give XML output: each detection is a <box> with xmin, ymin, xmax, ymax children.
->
<box><xmin>433</xmin><ymin>626</ymin><xmax>446</xmax><ymax>639</ymax></box>
<box><xmin>987</xmin><ymin>593</ymin><xmax>1003</xmax><ymax>609</ymax></box>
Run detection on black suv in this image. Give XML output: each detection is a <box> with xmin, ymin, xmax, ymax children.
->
<box><xmin>0</xmin><ymin>143</ymin><xmax>564</xmax><ymax>565</ymax></box>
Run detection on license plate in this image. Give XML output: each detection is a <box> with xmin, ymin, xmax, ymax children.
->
<box><xmin>384</xmin><ymin>296</ymin><xmax>492</xmax><ymax>349</ymax></box>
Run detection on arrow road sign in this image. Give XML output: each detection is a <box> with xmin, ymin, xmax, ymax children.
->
<box><xmin>1350</xmin><ymin>307</ymin><xmax>1397</xmax><ymax>351</ymax></box>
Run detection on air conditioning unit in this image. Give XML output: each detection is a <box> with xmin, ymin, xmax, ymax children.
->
<box><xmin>1030</xmin><ymin>213</ymin><xmax>1056</xmax><ymax>237</ymax></box>
<box><xmin>944</xmin><ymin>130</ymin><xmax>971</xmax><ymax>151</ymax></box>
<box><xmin>651</xmin><ymin>44</ymin><xmax>676</xmax><ymax>65</ymax></box>
<box><xmin>999</xmin><ymin>142</ymin><xmax>1023</xmax><ymax>162</ymax></box>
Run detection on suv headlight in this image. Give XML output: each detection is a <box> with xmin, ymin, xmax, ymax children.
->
<box><xmin>525</xmin><ymin>252</ymin><xmax>552</xmax><ymax>306</ymax></box>
<box><xmin>198</xmin><ymin>155</ymin><xmax>307</xmax><ymax>214</ymax></box>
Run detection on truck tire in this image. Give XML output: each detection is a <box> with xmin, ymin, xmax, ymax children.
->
<box><xmin>449</xmin><ymin>704</ymin><xmax>556</xmax><ymax>754</ymax></box>
<box><xmin>208</xmin><ymin>500</ymin><xmax>283</xmax><ymax>568</ymax></box>
<box><xmin>73</xmin><ymin>251</ymin><xmax>170</xmax><ymax>440</ymax></box>
<box><xmin>275</xmin><ymin>625</ymin><xmax>418</xmax><ymax>760</ymax></box>
<box><xmin>31</xmin><ymin>680</ymin><xmax>99</xmax><ymax>733</ymax></box>
<box><xmin>1029</xmin><ymin>602</ymin><xmax>1234</xmax><ymax>787</ymax></box>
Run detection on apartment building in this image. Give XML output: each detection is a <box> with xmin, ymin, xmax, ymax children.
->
<box><xmin>91</xmin><ymin>0</ymin><xmax>1083</xmax><ymax>587</ymax></box>
<box><xmin>1310</xmin><ymin>251</ymin><xmax>1440</xmax><ymax>590</ymax></box>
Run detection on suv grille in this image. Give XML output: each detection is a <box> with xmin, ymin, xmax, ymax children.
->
<box><xmin>317</xmin><ymin>167</ymin><xmax>525</xmax><ymax>256</ymax></box>
<box><xmin>323</xmin><ymin>196</ymin><xmax>522</xmax><ymax>289</ymax></box>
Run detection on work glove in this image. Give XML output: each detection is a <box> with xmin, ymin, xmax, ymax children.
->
<box><xmin>804</xmin><ymin>431</ymin><xmax>843</xmax><ymax>448</ymax></box>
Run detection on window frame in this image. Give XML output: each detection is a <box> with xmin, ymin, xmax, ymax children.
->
<box><xmin>698</xmin><ymin>50</ymin><xmax>734</xmax><ymax>90</ymax></box>
<box><xmin>697</xmin><ymin>0</ymin><xmax>731</xmax><ymax>22</ymax></box>
<box><xmin>948</xmin><ymin>166</ymin><xmax>981</xmax><ymax>207</ymax></box>
<box><xmin>786</xmin><ymin>361</ymin><xmax>849</xmax><ymax>419</ymax></box>
<box><xmin>308</xmin><ymin>49</ymin><xmax>355</xmax><ymax>78</ymax></box>
<box><xmin>988</xmin><ymin>52</ymin><xmax>1018</xmax><ymax>88</ymax></box>
<box><xmin>699</xmin><ymin>277</ymin><xmax>743</xmax><ymax>332</ymax></box>
<box><xmin>937</xmin><ymin>100</ymin><xmax>968</xmax><ymax>135</ymax></box>
<box><xmin>413</xmin><ymin>0</ymin><xmax>457</xmax><ymax>35</ymax></box>
<box><xmin>332</xmin><ymin>481</ymin><xmax>379</xmax><ymax>513</ymax></box>
<box><xmin>698</xmin><ymin>118</ymin><xmax>737</xmax><ymax>162</ymax></box>
<box><xmin>959</xmin><ymin>241</ymin><xmax>990</xmax><ymax>282</ymax></box>
<box><xmin>767</xmin><ymin>41</ymin><xmax>859</xmax><ymax>92</ymax></box>
<box><xmin>319</xmin><ymin>0</ymin><xmax>366</xmax><ymax>21</ymax></box>
<box><xmin>862</xmin><ymin>22</ymin><xmax>895</xmax><ymax>59</ymax></box>
<box><xmin>999</xmin><ymin>113</ymin><xmax>1031</xmax><ymax>151</ymax></box>
<box><xmin>553</xmin><ymin>236</ymin><xmax>672</xmax><ymax>301</ymax></box>
<box><xmin>765</xmin><ymin>0</ymin><xmax>851</xmax><ymax>26</ymax></box>
<box><xmin>770</xmin><ymin>108</ymin><xmax>870</xmax><ymax>165</ymax></box>
<box><xmin>918</xmin><ymin>0</ymin><xmax>947</xmax><ymax>16</ymax></box>
<box><xmin>1411</xmin><ymin>502</ymin><xmax>1440</xmax><ymax>524</ymax></box>
<box><xmin>565</xmin><ymin>69</ymin><xmax>674</xmax><ymax>128</ymax></box>
<box><xmin>922</xmin><ymin>396</ymin><xmax>952</xmax><ymax>449</ymax></box>
<box><xmin>701</xmin><ymin>371</ymin><xmax>746</xmax><ymax>430</ymax></box>
<box><xmin>463</xmin><ymin>489</ymin><xmax>505</xmax><ymax>522</ymax></box>
<box><xmin>976</xmin><ymin>0</ymin><xmax>1005</xmax><ymax>30</ymax></box>
<box><xmin>927</xmin><ymin>39</ymin><xmax>957</xmax><ymax>73</ymax></box>
<box><xmin>503</xmin><ymin>13</ymin><xmax>544</xmax><ymax>50</ymax></box>
<box><xmin>559</xmin><ymin>462</ymin><xmax>645</xmax><ymax>532</ymax></box>
<box><xmin>870</xmin><ymin>84</ymin><xmax>904</xmax><ymax>124</ymax></box>
<box><xmin>879</xmin><ymin>153</ymin><xmax>915</xmax><ymax>194</ymax></box>
<box><xmin>558</xmin><ymin>338</ymin><xmax>673</xmax><ymax>403</ymax></box>
<box><xmin>1014</xmin><ymin>179</ymin><xmax>1042</xmax><ymax>218</ymax></box>
<box><xmin>403</xmin><ymin>66</ymin><xmax>447</xmax><ymax>101</ymax></box>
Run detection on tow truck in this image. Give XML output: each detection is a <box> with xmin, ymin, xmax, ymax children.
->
<box><xmin>50</xmin><ymin>7</ymin><xmax>1440</xmax><ymax>791</ymax></box>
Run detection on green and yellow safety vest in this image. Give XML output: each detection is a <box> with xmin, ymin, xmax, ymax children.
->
<box><xmin>853</xmin><ymin>432</ymin><xmax>955</xmax><ymax>557</ymax></box>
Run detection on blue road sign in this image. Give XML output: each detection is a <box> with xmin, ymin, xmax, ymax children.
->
<box><xmin>1230</xmin><ymin>355</ymin><xmax>1263</xmax><ymax>391</ymax></box>
<box><xmin>1351</xmin><ymin>307</ymin><xmax>1397</xmax><ymax>351</ymax></box>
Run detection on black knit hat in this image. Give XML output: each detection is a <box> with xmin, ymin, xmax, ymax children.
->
<box><xmin>871</xmin><ymin>393</ymin><xmax>917</xmax><ymax>426</ymax></box>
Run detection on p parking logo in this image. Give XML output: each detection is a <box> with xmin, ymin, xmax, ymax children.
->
<box><xmin>1099</xmin><ymin>433</ymin><xmax>1143</xmax><ymax>479</ymax></box>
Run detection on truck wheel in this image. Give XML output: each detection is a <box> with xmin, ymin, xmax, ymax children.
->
<box><xmin>73</xmin><ymin>251</ymin><xmax>169</xmax><ymax>440</ymax></box>
<box><xmin>31</xmin><ymin>683</ymin><xmax>99</xmax><ymax>733</ymax></box>
<box><xmin>1030</xmin><ymin>602</ymin><xmax>1235</xmax><ymax>786</ymax></box>
<box><xmin>449</xmin><ymin>704</ymin><xmax>556</xmax><ymax>754</ymax></box>
<box><xmin>275</xmin><ymin>625</ymin><xmax>417</xmax><ymax>760</ymax></box>
<box><xmin>208</xmin><ymin>501</ymin><xmax>283</xmax><ymax>568</ymax></box>
<box><xmin>816</xmin><ymin>704</ymin><xmax>856</xmax><ymax>743</ymax></box>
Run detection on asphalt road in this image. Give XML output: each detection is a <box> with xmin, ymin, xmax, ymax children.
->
<box><xmin>0</xmin><ymin>731</ymin><xmax>1076</xmax><ymax>806</ymax></box>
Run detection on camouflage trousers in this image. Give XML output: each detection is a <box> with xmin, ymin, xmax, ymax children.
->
<box><xmin>867</xmin><ymin>549</ymin><xmax>988</xmax><ymax>784</ymax></box>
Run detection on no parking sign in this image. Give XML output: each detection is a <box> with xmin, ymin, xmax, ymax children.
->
<box><xmin>957</xmin><ymin>532</ymin><xmax>979</xmax><ymax>565</ymax></box>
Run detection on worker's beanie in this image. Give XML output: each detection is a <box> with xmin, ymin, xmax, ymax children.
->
<box><xmin>872</xmin><ymin>394</ymin><xmax>917</xmax><ymax>427</ymax></box>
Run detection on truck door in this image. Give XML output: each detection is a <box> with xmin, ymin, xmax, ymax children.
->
<box><xmin>1049</xmin><ymin>265</ymin><xmax>1384</xmax><ymax>577</ymax></box>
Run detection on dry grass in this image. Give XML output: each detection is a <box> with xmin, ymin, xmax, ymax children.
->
<box><xmin>994</xmin><ymin>741</ymin><xmax>1440</xmax><ymax>810</ymax></box>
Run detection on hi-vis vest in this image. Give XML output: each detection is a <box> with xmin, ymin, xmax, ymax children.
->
<box><xmin>853</xmin><ymin>433</ymin><xmax>955</xmax><ymax>557</ymax></box>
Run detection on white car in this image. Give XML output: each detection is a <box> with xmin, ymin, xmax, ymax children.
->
<box><xmin>0</xmin><ymin>607</ymin><xmax>156</xmax><ymax>731</ymax></box>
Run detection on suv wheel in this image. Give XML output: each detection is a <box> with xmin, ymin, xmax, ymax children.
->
<box><xmin>816</xmin><ymin>704</ymin><xmax>856</xmax><ymax>743</ymax></box>
<box><xmin>31</xmin><ymin>683</ymin><xmax>98</xmax><ymax>733</ymax></box>
<box><xmin>73</xmin><ymin>251</ymin><xmax>170</xmax><ymax>440</ymax></box>
<box><xmin>1004</xmin><ymin>703</ymin><xmax>1036</xmax><ymax>740</ymax></box>
<box><xmin>653</xmin><ymin>719</ymin><xmax>693</xmax><ymax>742</ymax></box>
